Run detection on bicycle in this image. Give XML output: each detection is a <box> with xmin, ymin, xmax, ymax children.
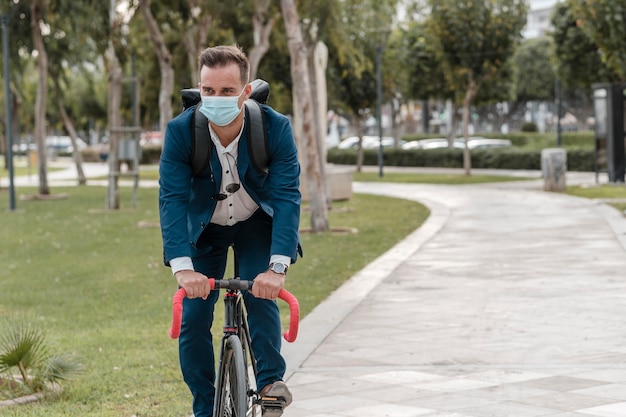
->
<box><xmin>169</xmin><ymin>277</ymin><xmax>299</xmax><ymax>417</ymax></box>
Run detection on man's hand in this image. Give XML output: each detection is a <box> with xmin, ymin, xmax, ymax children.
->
<box><xmin>250</xmin><ymin>270</ymin><xmax>285</xmax><ymax>300</ymax></box>
<box><xmin>175</xmin><ymin>270</ymin><xmax>211</xmax><ymax>300</ymax></box>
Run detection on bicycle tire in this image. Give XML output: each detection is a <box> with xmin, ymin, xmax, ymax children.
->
<box><xmin>215</xmin><ymin>334</ymin><xmax>247</xmax><ymax>417</ymax></box>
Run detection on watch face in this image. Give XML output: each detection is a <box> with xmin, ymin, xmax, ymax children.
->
<box><xmin>271</xmin><ymin>263</ymin><xmax>287</xmax><ymax>274</ymax></box>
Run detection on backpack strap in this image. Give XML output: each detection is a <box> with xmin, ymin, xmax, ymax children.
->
<box><xmin>244</xmin><ymin>99</ymin><xmax>269</xmax><ymax>175</ymax></box>
<box><xmin>190</xmin><ymin>106</ymin><xmax>211</xmax><ymax>177</ymax></box>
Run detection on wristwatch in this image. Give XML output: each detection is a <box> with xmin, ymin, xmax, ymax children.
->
<box><xmin>269</xmin><ymin>262</ymin><xmax>288</xmax><ymax>275</ymax></box>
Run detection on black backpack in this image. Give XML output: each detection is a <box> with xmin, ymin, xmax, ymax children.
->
<box><xmin>181</xmin><ymin>79</ymin><xmax>271</xmax><ymax>176</ymax></box>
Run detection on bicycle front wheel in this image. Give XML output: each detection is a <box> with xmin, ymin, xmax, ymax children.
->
<box><xmin>215</xmin><ymin>334</ymin><xmax>247</xmax><ymax>417</ymax></box>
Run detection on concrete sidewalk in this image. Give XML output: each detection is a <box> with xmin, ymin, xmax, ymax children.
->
<box><xmin>282</xmin><ymin>172</ymin><xmax>626</xmax><ymax>417</ymax></box>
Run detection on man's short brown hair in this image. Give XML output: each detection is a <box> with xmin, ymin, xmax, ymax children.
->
<box><xmin>198</xmin><ymin>45</ymin><xmax>250</xmax><ymax>86</ymax></box>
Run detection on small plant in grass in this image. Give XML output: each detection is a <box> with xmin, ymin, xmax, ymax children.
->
<box><xmin>0</xmin><ymin>316</ymin><xmax>82</xmax><ymax>402</ymax></box>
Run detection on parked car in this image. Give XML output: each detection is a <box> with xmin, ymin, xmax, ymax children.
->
<box><xmin>46</xmin><ymin>136</ymin><xmax>87</xmax><ymax>153</ymax></box>
<box><xmin>402</xmin><ymin>138</ymin><xmax>465</xmax><ymax>150</ymax></box>
<box><xmin>465</xmin><ymin>137</ymin><xmax>512</xmax><ymax>149</ymax></box>
<box><xmin>11</xmin><ymin>142</ymin><xmax>36</xmax><ymax>154</ymax></box>
<box><xmin>337</xmin><ymin>135</ymin><xmax>404</xmax><ymax>149</ymax></box>
<box><xmin>402</xmin><ymin>137</ymin><xmax>512</xmax><ymax>150</ymax></box>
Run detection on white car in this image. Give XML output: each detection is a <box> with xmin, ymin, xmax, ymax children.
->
<box><xmin>465</xmin><ymin>137</ymin><xmax>512</xmax><ymax>149</ymax></box>
<box><xmin>402</xmin><ymin>137</ymin><xmax>512</xmax><ymax>150</ymax></box>
<box><xmin>402</xmin><ymin>138</ymin><xmax>465</xmax><ymax>150</ymax></box>
<box><xmin>46</xmin><ymin>136</ymin><xmax>87</xmax><ymax>153</ymax></box>
<box><xmin>337</xmin><ymin>136</ymin><xmax>404</xmax><ymax>149</ymax></box>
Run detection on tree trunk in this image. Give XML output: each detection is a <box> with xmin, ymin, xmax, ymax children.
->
<box><xmin>280</xmin><ymin>0</ymin><xmax>328</xmax><ymax>233</ymax></box>
<box><xmin>462</xmin><ymin>73</ymin><xmax>479</xmax><ymax>176</ymax></box>
<box><xmin>308</xmin><ymin>41</ymin><xmax>330</xmax><ymax>207</ymax></box>
<box><xmin>249</xmin><ymin>0</ymin><xmax>277</xmax><ymax>80</ymax></box>
<box><xmin>354</xmin><ymin>119</ymin><xmax>365</xmax><ymax>173</ymax></box>
<box><xmin>182</xmin><ymin>2</ymin><xmax>212</xmax><ymax>86</ymax></box>
<box><xmin>31</xmin><ymin>0</ymin><xmax>49</xmax><ymax>195</ymax></box>
<box><xmin>55</xmin><ymin>87</ymin><xmax>86</xmax><ymax>185</ymax></box>
<box><xmin>106</xmin><ymin>65</ymin><xmax>122</xmax><ymax>209</ymax></box>
<box><xmin>105</xmin><ymin>0</ymin><xmax>122</xmax><ymax>209</ymax></box>
<box><xmin>140</xmin><ymin>0</ymin><xmax>173</xmax><ymax>138</ymax></box>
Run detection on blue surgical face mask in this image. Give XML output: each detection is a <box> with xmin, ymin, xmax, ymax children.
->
<box><xmin>198</xmin><ymin>88</ymin><xmax>245</xmax><ymax>127</ymax></box>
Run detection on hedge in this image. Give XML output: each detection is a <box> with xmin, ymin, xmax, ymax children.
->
<box><xmin>327</xmin><ymin>147</ymin><xmax>596</xmax><ymax>172</ymax></box>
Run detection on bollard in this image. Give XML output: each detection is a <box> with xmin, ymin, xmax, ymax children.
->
<box><xmin>541</xmin><ymin>148</ymin><xmax>567</xmax><ymax>192</ymax></box>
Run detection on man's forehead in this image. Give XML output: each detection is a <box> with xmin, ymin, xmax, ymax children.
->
<box><xmin>200</xmin><ymin>68</ymin><xmax>243</xmax><ymax>88</ymax></box>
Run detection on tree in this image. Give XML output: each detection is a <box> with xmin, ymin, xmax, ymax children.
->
<box><xmin>513</xmin><ymin>38</ymin><xmax>555</xmax><ymax>103</ymax></box>
<box><xmin>181</xmin><ymin>0</ymin><xmax>215</xmax><ymax>86</ymax></box>
<box><xmin>249</xmin><ymin>0</ymin><xmax>280</xmax><ymax>80</ymax></box>
<box><xmin>569</xmin><ymin>0</ymin><xmax>626</xmax><ymax>81</ymax></box>
<box><xmin>1</xmin><ymin>0</ymin><xmax>110</xmax><ymax>193</ymax></box>
<box><xmin>500</xmin><ymin>36</ymin><xmax>555</xmax><ymax>130</ymax></box>
<box><xmin>43</xmin><ymin>0</ymin><xmax>109</xmax><ymax>186</ymax></box>
<box><xmin>324</xmin><ymin>0</ymin><xmax>397</xmax><ymax>170</ymax></box>
<box><xmin>427</xmin><ymin>0</ymin><xmax>527</xmax><ymax>175</ymax></box>
<box><xmin>551</xmin><ymin>1</ymin><xmax>619</xmax><ymax>88</ymax></box>
<box><xmin>30</xmin><ymin>0</ymin><xmax>50</xmax><ymax>195</ymax></box>
<box><xmin>0</xmin><ymin>2</ymin><xmax>30</xmax><ymax>170</ymax></box>
<box><xmin>104</xmin><ymin>0</ymin><xmax>125</xmax><ymax>209</ymax></box>
<box><xmin>393</xmin><ymin>20</ymin><xmax>450</xmax><ymax>134</ymax></box>
<box><xmin>139</xmin><ymin>0</ymin><xmax>174</xmax><ymax>138</ymax></box>
<box><xmin>280</xmin><ymin>0</ymin><xmax>328</xmax><ymax>233</ymax></box>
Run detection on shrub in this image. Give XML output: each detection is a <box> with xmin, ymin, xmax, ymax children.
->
<box><xmin>0</xmin><ymin>316</ymin><xmax>82</xmax><ymax>401</ymax></box>
<box><xmin>327</xmin><ymin>146</ymin><xmax>596</xmax><ymax>172</ymax></box>
<box><xmin>521</xmin><ymin>122</ymin><xmax>538</xmax><ymax>132</ymax></box>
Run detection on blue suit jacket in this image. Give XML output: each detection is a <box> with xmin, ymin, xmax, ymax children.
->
<box><xmin>159</xmin><ymin>104</ymin><xmax>302</xmax><ymax>265</ymax></box>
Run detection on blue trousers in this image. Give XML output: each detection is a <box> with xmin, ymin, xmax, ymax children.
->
<box><xmin>179</xmin><ymin>210</ymin><xmax>285</xmax><ymax>417</ymax></box>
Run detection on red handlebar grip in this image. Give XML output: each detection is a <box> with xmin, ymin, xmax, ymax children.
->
<box><xmin>169</xmin><ymin>288</ymin><xmax>187</xmax><ymax>339</ymax></box>
<box><xmin>169</xmin><ymin>280</ymin><xmax>298</xmax><ymax>342</ymax></box>
<box><xmin>169</xmin><ymin>279</ymin><xmax>217</xmax><ymax>339</ymax></box>
<box><xmin>278</xmin><ymin>289</ymin><xmax>299</xmax><ymax>343</ymax></box>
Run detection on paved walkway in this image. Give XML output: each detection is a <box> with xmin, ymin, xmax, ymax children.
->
<box><xmin>6</xmin><ymin>161</ymin><xmax>626</xmax><ymax>416</ymax></box>
<box><xmin>282</xmin><ymin>169</ymin><xmax>626</xmax><ymax>417</ymax></box>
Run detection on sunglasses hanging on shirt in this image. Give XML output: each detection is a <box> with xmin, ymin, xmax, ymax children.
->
<box><xmin>212</xmin><ymin>183</ymin><xmax>241</xmax><ymax>201</ymax></box>
<box><xmin>212</xmin><ymin>152</ymin><xmax>240</xmax><ymax>201</ymax></box>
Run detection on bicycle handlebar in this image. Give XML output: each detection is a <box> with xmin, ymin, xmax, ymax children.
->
<box><xmin>169</xmin><ymin>278</ymin><xmax>300</xmax><ymax>343</ymax></box>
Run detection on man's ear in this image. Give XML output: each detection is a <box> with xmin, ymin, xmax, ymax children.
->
<box><xmin>244</xmin><ymin>83</ymin><xmax>253</xmax><ymax>99</ymax></box>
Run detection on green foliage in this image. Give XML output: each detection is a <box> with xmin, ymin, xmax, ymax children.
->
<box><xmin>427</xmin><ymin>0</ymin><xmax>528</xmax><ymax>101</ymax></box>
<box><xmin>0</xmin><ymin>315</ymin><xmax>82</xmax><ymax>399</ymax></box>
<box><xmin>324</xmin><ymin>0</ymin><xmax>397</xmax><ymax>121</ymax></box>
<box><xmin>569</xmin><ymin>0</ymin><xmax>626</xmax><ymax>80</ymax></box>
<box><xmin>566</xmin><ymin>184</ymin><xmax>626</xmax><ymax>200</ymax></box>
<box><xmin>392</xmin><ymin>20</ymin><xmax>450</xmax><ymax>101</ymax></box>
<box><xmin>521</xmin><ymin>122</ymin><xmax>538</xmax><ymax>132</ymax></box>
<box><xmin>551</xmin><ymin>2</ymin><xmax>618</xmax><ymax>87</ymax></box>
<box><xmin>513</xmin><ymin>37</ymin><xmax>555</xmax><ymax>102</ymax></box>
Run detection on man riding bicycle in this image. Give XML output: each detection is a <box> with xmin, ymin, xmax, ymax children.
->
<box><xmin>158</xmin><ymin>44</ymin><xmax>302</xmax><ymax>417</ymax></box>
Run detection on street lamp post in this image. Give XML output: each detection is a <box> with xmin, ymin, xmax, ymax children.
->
<box><xmin>376</xmin><ymin>44</ymin><xmax>384</xmax><ymax>178</ymax></box>
<box><xmin>555</xmin><ymin>78</ymin><xmax>562</xmax><ymax>147</ymax></box>
<box><xmin>1</xmin><ymin>13</ymin><xmax>15</xmax><ymax>211</ymax></box>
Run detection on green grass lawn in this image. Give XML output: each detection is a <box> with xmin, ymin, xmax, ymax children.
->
<box><xmin>564</xmin><ymin>183</ymin><xmax>626</xmax><ymax>213</ymax></box>
<box><xmin>0</xmin><ymin>185</ymin><xmax>428</xmax><ymax>416</ymax></box>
